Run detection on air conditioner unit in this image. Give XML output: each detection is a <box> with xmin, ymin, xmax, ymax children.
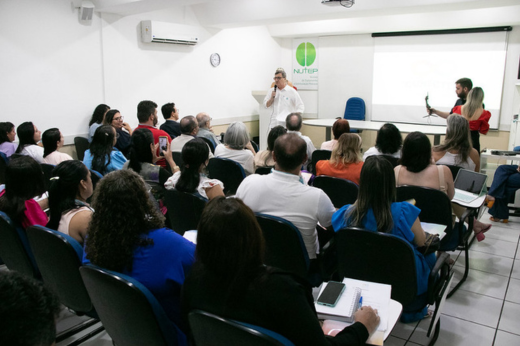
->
<box><xmin>141</xmin><ymin>20</ymin><xmax>199</xmax><ymax>45</ymax></box>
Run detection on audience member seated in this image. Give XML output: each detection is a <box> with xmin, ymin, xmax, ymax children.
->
<box><xmin>363</xmin><ymin>123</ymin><xmax>402</xmax><ymax>161</ymax></box>
<box><xmin>332</xmin><ymin>156</ymin><xmax>434</xmax><ymax>323</ymax></box>
<box><xmin>160</xmin><ymin>102</ymin><xmax>181</xmax><ymax>139</ymax></box>
<box><xmin>83</xmin><ymin>125</ymin><xmax>127</xmax><ymax>175</ymax></box>
<box><xmin>181</xmin><ymin>196</ymin><xmax>380</xmax><ymax>345</ymax></box>
<box><xmin>135</xmin><ymin>100</ymin><xmax>172</xmax><ymax>168</ymax></box>
<box><xmin>104</xmin><ymin>109</ymin><xmax>132</xmax><ymax>158</ymax></box>
<box><xmin>286</xmin><ymin>112</ymin><xmax>315</xmax><ymax>167</ymax></box>
<box><xmin>47</xmin><ymin>160</ymin><xmax>93</xmax><ymax>245</ymax></box>
<box><xmin>395</xmin><ymin>131</ymin><xmax>490</xmax><ymax>242</ymax></box>
<box><xmin>236</xmin><ymin>133</ymin><xmax>335</xmax><ymax>262</ymax></box>
<box><xmin>15</xmin><ymin>122</ymin><xmax>44</xmax><ymax>163</ymax></box>
<box><xmin>254</xmin><ymin>125</ymin><xmax>286</xmax><ymax>169</ymax></box>
<box><xmin>196</xmin><ymin>112</ymin><xmax>221</xmax><ymax>147</ymax></box>
<box><xmin>486</xmin><ymin>165</ymin><xmax>520</xmax><ymax>223</ymax></box>
<box><xmin>0</xmin><ymin>122</ymin><xmax>17</xmax><ymax>158</ymax></box>
<box><xmin>0</xmin><ymin>271</ymin><xmax>61</xmax><ymax>346</ymax></box>
<box><xmin>124</xmin><ymin>128</ymin><xmax>177</xmax><ymax>186</ymax></box>
<box><xmin>214</xmin><ymin>122</ymin><xmax>256</xmax><ymax>176</ymax></box>
<box><xmin>171</xmin><ymin>115</ymin><xmax>200</xmax><ymax>152</ymax></box>
<box><xmin>0</xmin><ymin>156</ymin><xmax>47</xmax><ymax>229</ymax></box>
<box><xmin>316</xmin><ymin>133</ymin><xmax>363</xmax><ymax>185</ymax></box>
<box><xmin>451</xmin><ymin>87</ymin><xmax>490</xmax><ymax>153</ymax></box>
<box><xmin>432</xmin><ymin>114</ymin><xmax>480</xmax><ymax>172</ymax></box>
<box><xmin>41</xmin><ymin>128</ymin><xmax>73</xmax><ymax>165</ymax></box>
<box><xmin>165</xmin><ymin>138</ymin><xmax>224</xmax><ymax>200</ymax></box>
<box><xmin>321</xmin><ymin>119</ymin><xmax>350</xmax><ymax>151</ymax></box>
<box><xmin>88</xmin><ymin>104</ymin><xmax>110</xmax><ymax>143</ymax></box>
<box><xmin>83</xmin><ymin>169</ymin><xmax>195</xmax><ymax>333</ymax></box>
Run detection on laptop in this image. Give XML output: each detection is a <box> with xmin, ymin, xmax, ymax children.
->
<box><xmin>452</xmin><ymin>169</ymin><xmax>487</xmax><ymax>204</ymax></box>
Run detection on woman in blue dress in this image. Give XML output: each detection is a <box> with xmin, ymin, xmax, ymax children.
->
<box><xmin>332</xmin><ymin>155</ymin><xmax>436</xmax><ymax>323</ymax></box>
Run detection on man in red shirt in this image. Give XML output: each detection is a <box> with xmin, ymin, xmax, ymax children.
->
<box><xmin>135</xmin><ymin>100</ymin><xmax>171</xmax><ymax>168</ymax></box>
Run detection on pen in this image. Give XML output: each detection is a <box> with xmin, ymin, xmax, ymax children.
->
<box><xmin>358</xmin><ymin>296</ymin><xmax>363</xmax><ymax>310</ymax></box>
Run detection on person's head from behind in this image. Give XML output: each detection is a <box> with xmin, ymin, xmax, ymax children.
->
<box><xmin>15</xmin><ymin>122</ymin><xmax>41</xmax><ymax>153</ymax></box>
<box><xmin>267</xmin><ymin>126</ymin><xmax>287</xmax><ymax>152</ymax></box>
<box><xmin>400</xmin><ymin>132</ymin><xmax>431</xmax><ymax>173</ymax></box>
<box><xmin>196</xmin><ymin>112</ymin><xmax>211</xmax><ymax>130</ymax></box>
<box><xmin>180</xmin><ymin>115</ymin><xmax>199</xmax><ymax>136</ymax></box>
<box><xmin>197</xmin><ymin>196</ymin><xmax>264</xmax><ymax>281</ymax></box>
<box><xmin>176</xmin><ymin>139</ymin><xmax>210</xmax><ymax>194</ymax></box>
<box><xmin>438</xmin><ymin>114</ymin><xmax>472</xmax><ymax>163</ymax></box>
<box><xmin>161</xmin><ymin>102</ymin><xmax>179</xmax><ymax>121</ymax></box>
<box><xmin>273</xmin><ymin>133</ymin><xmax>307</xmax><ymax>172</ymax></box>
<box><xmin>0</xmin><ymin>156</ymin><xmax>46</xmax><ymax>223</ymax></box>
<box><xmin>285</xmin><ymin>113</ymin><xmax>303</xmax><ymax>132</ymax></box>
<box><xmin>128</xmin><ymin>128</ymin><xmax>155</xmax><ymax>173</ymax></box>
<box><xmin>332</xmin><ymin>119</ymin><xmax>350</xmax><ymax>140</ymax></box>
<box><xmin>42</xmin><ymin>128</ymin><xmax>63</xmax><ymax>158</ymax></box>
<box><xmin>85</xmin><ymin>169</ymin><xmax>164</xmax><ymax>272</ymax></box>
<box><xmin>349</xmin><ymin>156</ymin><xmax>395</xmax><ymax>233</ymax></box>
<box><xmin>47</xmin><ymin>160</ymin><xmax>92</xmax><ymax>230</ymax></box>
<box><xmin>331</xmin><ymin>133</ymin><xmax>362</xmax><ymax>165</ymax></box>
<box><xmin>0</xmin><ymin>122</ymin><xmax>15</xmax><ymax>144</ymax></box>
<box><xmin>376</xmin><ymin>123</ymin><xmax>402</xmax><ymax>155</ymax></box>
<box><xmin>464</xmin><ymin>86</ymin><xmax>485</xmax><ymax>119</ymax></box>
<box><xmin>0</xmin><ymin>271</ymin><xmax>61</xmax><ymax>346</ymax></box>
<box><xmin>455</xmin><ymin>78</ymin><xmax>473</xmax><ymax>99</ymax></box>
<box><xmin>89</xmin><ymin>104</ymin><xmax>110</xmax><ymax>127</ymax></box>
<box><xmin>90</xmin><ymin>125</ymin><xmax>116</xmax><ymax>174</ymax></box>
<box><xmin>224</xmin><ymin>122</ymin><xmax>249</xmax><ymax>150</ymax></box>
<box><xmin>137</xmin><ymin>100</ymin><xmax>158</xmax><ymax>126</ymax></box>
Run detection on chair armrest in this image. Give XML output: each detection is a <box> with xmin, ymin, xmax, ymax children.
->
<box><xmin>427</xmin><ymin>253</ymin><xmax>451</xmax><ymax>303</ymax></box>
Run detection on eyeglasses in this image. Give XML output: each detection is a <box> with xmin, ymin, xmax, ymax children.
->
<box><xmin>273</xmin><ymin>77</ymin><xmax>283</xmax><ymax>80</ymax></box>
<box><xmin>114</xmin><ymin>116</ymin><xmax>124</xmax><ymax>121</ymax></box>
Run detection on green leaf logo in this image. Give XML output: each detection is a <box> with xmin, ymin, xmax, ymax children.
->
<box><xmin>295</xmin><ymin>42</ymin><xmax>316</xmax><ymax>67</ymax></box>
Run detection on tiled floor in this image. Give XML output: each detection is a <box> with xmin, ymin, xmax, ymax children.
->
<box><xmin>387</xmin><ymin>210</ymin><xmax>520</xmax><ymax>346</ymax></box>
<box><xmin>3</xmin><ymin>210</ymin><xmax>519</xmax><ymax>345</ymax></box>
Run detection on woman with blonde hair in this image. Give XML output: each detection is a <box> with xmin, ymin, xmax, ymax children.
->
<box><xmin>452</xmin><ymin>86</ymin><xmax>490</xmax><ymax>153</ymax></box>
<box><xmin>316</xmin><ymin>133</ymin><xmax>363</xmax><ymax>185</ymax></box>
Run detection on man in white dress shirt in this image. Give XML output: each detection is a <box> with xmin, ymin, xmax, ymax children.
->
<box><xmin>263</xmin><ymin>68</ymin><xmax>304</xmax><ymax>130</ymax></box>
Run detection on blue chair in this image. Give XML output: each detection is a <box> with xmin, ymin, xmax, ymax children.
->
<box><xmin>189</xmin><ymin>310</ymin><xmax>294</xmax><ymax>346</ymax></box>
<box><xmin>26</xmin><ymin>226</ymin><xmax>104</xmax><ymax>343</ymax></box>
<box><xmin>80</xmin><ymin>264</ymin><xmax>185</xmax><ymax>346</ymax></box>
<box><xmin>207</xmin><ymin>157</ymin><xmax>246</xmax><ymax>196</ymax></box>
<box><xmin>164</xmin><ymin>189</ymin><xmax>207</xmax><ymax>236</ymax></box>
<box><xmin>0</xmin><ymin>152</ymin><xmax>7</xmax><ymax>184</ymax></box>
<box><xmin>40</xmin><ymin>163</ymin><xmax>55</xmax><ymax>190</ymax></box>
<box><xmin>313</xmin><ymin>176</ymin><xmax>358</xmax><ymax>209</ymax></box>
<box><xmin>0</xmin><ymin>211</ymin><xmax>40</xmax><ymax>279</ymax></box>
<box><xmin>343</xmin><ymin>97</ymin><xmax>366</xmax><ymax>133</ymax></box>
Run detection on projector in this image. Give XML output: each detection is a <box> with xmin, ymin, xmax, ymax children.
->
<box><xmin>321</xmin><ymin>0</ymin><xmax>355</xmax><ymax>8</ymax></box>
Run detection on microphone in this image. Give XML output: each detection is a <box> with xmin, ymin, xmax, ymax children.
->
<box><xmin>274</xmin><ymin>85</ymin><xmax>277</xmax><ymax>92</ymax></box>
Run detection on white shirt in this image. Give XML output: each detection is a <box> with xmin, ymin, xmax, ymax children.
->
<box><xmin>21</xmin><ymin>145</ymin><xmax>44</xmax><ymax>163</ymax></box>
<box><xmin>164</xmin><ymin>171</ymin><xmax>224</xmax><ymax>200</ymax></box>
<box><xmin>214</xmin><ymin>144</ymin><xmax>255</xmax><ymax>176</ymax></box>
<box><xmin>171</xmin><ymin>134</ymin><xmax>214</xmax><ymax>158</ymax></box>
<box><xmin>362</xmin><ymin>147</ymin><xmax>401</xmax><ymax>162</ymax></box>
<box><xmin>286</xmin><ymin>131</ymin><xmax>315</xmax><ymax>167</ymax></box>
<box><xmin>235</xmin><ymin>170</ymin><xmax>335</xmax><ymax>259</ymax></box>
<box><xmin>263</xmin><ymin>86</ymin><xmax>304</xmax><ymax>128</ymax></box>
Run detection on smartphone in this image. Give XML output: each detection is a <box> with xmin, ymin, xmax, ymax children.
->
<box><xmin>317</xmin><ymin>281</ymin><xmax>346</xmax><ymax>307</ymax></box>
<box><xmin>158</xmin><ymin>136</ymin><xmax>168</xmax><ymax>156</ymax></box>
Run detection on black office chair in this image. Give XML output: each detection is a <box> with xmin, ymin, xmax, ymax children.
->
<box><xmin>0</xmin><ymin>152</ymin><xmax>7</xmax><ymax>184</ymax></box>
<box><xmin>199</xmin><ymin>137</ymin><xmax>216</xmax><ymax>154</ymax></box>
<box><xmin>40</xmin><ymin>163</ymin><xmax>55</xmax><ymax>190</ymax></box>
<box><xmin>172</xmin><ymin>152</ymin><xmax>185</xmax><ymax>171</ymax></box>
<box><xmin>74</xmin><ymin>137</ymin><xmax>90</xmax><ymax>161</ymax></box>
<box><xmin>255</xmin><ymin>214</ymin><xmax>309</xmax><ymax>281</ymax></box>
<box><xmin>335</xmin><ymin>227</ymin><xmax>453</xmax><ymax>346</ymax></box>
<box><xmin>312</xmin><ymin>176</ymin><xmax>358</xmax><ymax>208</ymax></box>
<box><xmin>0</xmin><ymin>211</ymin><xmax>40</xmax><ymax>279</ymax></box>
<box><xmin>80</xmin><ymin>264</ymin><xmax>185</xmax><ymax>346</ymax></box>
<box><xmin>255</xmin><ymin>166</ymin><xmax>273</xmax><ymax>175</ymax></box>
<box><xmin>439</xmin><ymin>164</ymin><xmax>461</xmax><ymax>181</ymax></box>
<box><xmin>207</xmin><ymin>157</ymin><xmax>246</xmax><ymax>196</ymax></box>
<box><xmin>26</xmin><ymin>226</ymin><xmax>104</xmax><ymax>343</ymax></box>
<box><xmin>164</xmin><ymin>189</ymin><xmax>207</xmax><ymax>236</ymax></box>
<box><xmin>309</xmin><ymin>150</ymin><xmax>332</xmax><ymax>175</ymax></box>
<box><xmin>189</xmin><ymin>310</ymin><xmax>294</xmax><ymax>346</ymax></box>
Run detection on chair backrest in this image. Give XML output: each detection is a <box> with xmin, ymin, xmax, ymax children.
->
<box><xmin>26</xmin><ymin>226</ymin><xmax>95</xmax><ymax>315</ymax></box>
<box><xmin>439</xmin><ymin>164</ymin><xmax>461</xmax><ymax>181</ymax></box>
<box><xmin>0</xmin><ymin>152</ymin><xmax>7</xmax><ymax>184</ymax></box>
<box><xmin>40</xmin><ymin>163</ymin><xmax>55</xmax><ymax>190</ymax></box>
<box><xmin>207</xmin><ymin>157</ymin><xmax>246</xmax><ymax>196</ymax></box>
<box><xmin>343</xmin><ymin>97</ymin><xmax>366</xmax><ymax>121</ymax></box>
<box><xmin>255</xmin><ymin>166</ymin><xmax>273</xmax><ymax>175</ymax></box>
<box><xmin>255</xmin><ymin>214</ymin><xmax>309</xmax><ymax>279</ymax></box>
<box><xmin>74</xmin><ymin>137</ymin><xmax>90</xmax><ymax>161</ymax></box>
<box><xmin>164</xmin><ymin>189</ymin><xmax>207</xmax><ymax>236</ymax></box>
<box><xmin>171</xmin><ymin>152</ymin><xmax>185</xmax><ymax>171</ymax></box>
<box><xmin>309</xmin><ymin>150</ymin><xmax>332</xmax><ymax>175</ymax></box>
<box><xmin>189</xmin><ymin>310</ymin><xmax>294</xmax><ymax>346</ymax></box>
<box><xmin>313</xmin><ymin>176</ymin><xmax>358</xmax><ymax>209</ymax></box>
<box><xmin>0</xmin><ymin>211</ymin><xmax>40</xmax><ymax>279</ymax></box>
<box><xmin>198</xmin><ymin>137</ymin><xmax>216</xmax><ymax>154</ymax></box>
<box><xmin>80</xmin><ymin>265</ymin><xmax>182</xmax><ymax>346</ymax></box>
<box><xmin>335</xmin><ymin>227</ymin><xmax>417</xmax><ymax>305</ymax></box>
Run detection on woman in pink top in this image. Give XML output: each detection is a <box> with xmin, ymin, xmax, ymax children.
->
<box><xmin>320</xmin><ymin>119</ymin><xmax>350</xmax><ymax>151</ymax></box>
<box><xmin>0</xmin><ymin>122</ymin><xmax>17</xmax><ymax>158</ymax></box>
<box><xmin>42</xmin><ymin>128</ymin><xmax>73</xmax><ymax>165</ymax></box>
<box><xmin>316</xmin><ymin>133</ymin><xmax>363</xmax><ymax>185</ymax></box>
<box><xmin>0</xmin><ymin>156</ymin><xmax>47</xmax><ymax>229</ymax></box>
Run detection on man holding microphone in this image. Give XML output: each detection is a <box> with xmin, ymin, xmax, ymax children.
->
<box><xmin>264</xmin><ymin>68</ymin><xmax>304</xmax><ymax>130</ymax></box>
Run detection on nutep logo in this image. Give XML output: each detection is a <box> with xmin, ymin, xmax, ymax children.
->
<box><xmin>295</xmin><ymin>42</ymin><xmax>316</xmax><ymax>67</ymax></box>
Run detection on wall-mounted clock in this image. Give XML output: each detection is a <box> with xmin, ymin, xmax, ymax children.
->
<box><xmin>210</xmin><ymin>53</ymin><xmax>221</xmax><ymax>67</ymax></box>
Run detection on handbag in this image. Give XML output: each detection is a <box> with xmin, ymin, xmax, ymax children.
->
<box><xmin>417</xmin><ymin>232</ymin><xmax>440</xmax><ymax>255</ymax></box>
